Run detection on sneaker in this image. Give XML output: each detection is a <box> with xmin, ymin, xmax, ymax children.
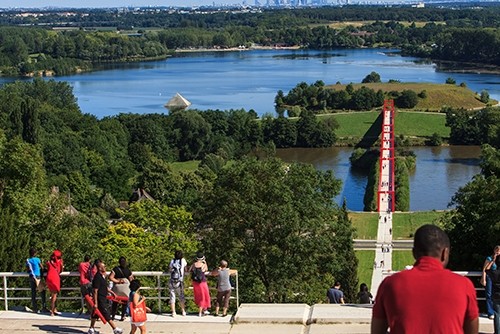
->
<box><xmin>113</xmin><ymin>328</ymin><xmax>124</xmax><ymax>334</ymax></box>
<box><xmin>87</xmin><ymin>328</ymin><xmax>99</xmax><ymax>334</ymax></box>
<box><xmin>171</xmin><ymin>312</ymin><xmax>176</xmax><ymax>317</ymax></box>
<box><xmin>489</xmin><ymin>315</ymin><xmax>494</xmax><ymax>320</ymax></box>
<box><xmin>203</xmin><ymin>310</ymin><xmax>210</xmax><ymax>315</ymax></box>
<box><xmin>181</xmin><ymin>311</ymin><xmax>186</xmax><ymax>316</ymax></box>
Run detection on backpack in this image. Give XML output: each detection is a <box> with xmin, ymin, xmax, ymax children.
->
<box><xmin>87</xmin><ymin>263</ymin><xmax>94</xmax><ymax>282</ymax></box>
<box><xmin>191</xmin><ymin>266</ymin><xmax>204</xmax><ymax>283</ymax></box>
<box><xmin>170</xmin><ymin>259</ymin><xmax>182</xmax><ymax>284</ymax></box>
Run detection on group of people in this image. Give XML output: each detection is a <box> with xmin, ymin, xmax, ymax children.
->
<box><xmin>26</xmin><ymin>248</ymin><xmax>63</xmax><ymax>316</ymax></box>
<box><xmin>27</xmin><ymin>249</ymin><xmax>237</xmax><ymax>334</ymax></box>
<box><xmin>326</xmin><ymin>282</ymin><xmax>373</xmax><ymax>305</ymax></box>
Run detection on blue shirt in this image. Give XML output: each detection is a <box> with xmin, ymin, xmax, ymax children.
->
<box><xmin>26</xmin><ymin>257</ymin><xmax>42</xmax><ymax>277</ymax></box>
<box><xmin>487</xmin><ymin>256</ymin><xmax>497</xmax><ymax>271</ymax></box>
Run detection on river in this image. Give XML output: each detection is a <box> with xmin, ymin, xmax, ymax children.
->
<box><xmin>275</xmin><ymin>146</ymin><xmax>481</xmax><ymax>211</ymax></box>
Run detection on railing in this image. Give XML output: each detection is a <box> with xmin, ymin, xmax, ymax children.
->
<box><xmin>0</xmin><ymin>271</ymin><xmax>239</xmax><ymax>313</ymax></box>
<box><xmin>382</xmin><ymin>270</ymin><xmax>486</xmax><ymax>301</ymax></box>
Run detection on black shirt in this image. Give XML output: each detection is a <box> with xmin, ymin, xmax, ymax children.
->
<box><xmin>487</xmin><ymin>269</ymin><xmax>500</xmax><ymax>301</ymax></box>
<box><xmin>112</xmin><ymin>266</ymin><xmax>132</xmax><ymax>280</ymax></box>
<box><xmin>92</xmin><ymin>272</ymin><xmax>108</xmax><ymax>305</ymax></box>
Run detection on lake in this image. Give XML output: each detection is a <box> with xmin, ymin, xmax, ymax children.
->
<box><xmin>0</xmin><ymin>48</ymin><xmax>491</xmax><ymax>211</ymax></box>
<box><xmin>275</xmin><ymin>146</ymin><xmax>481</xmax><ymax>212</ymax></box>
<box><xmin>1</xmin><ymin>48</ymin><xmax>498</xmax><ymax>118</ymax></box>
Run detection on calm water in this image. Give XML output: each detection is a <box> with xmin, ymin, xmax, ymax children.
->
<box><xmin>1</xmin><ymin>49</ymin><xmax>498</xmax><ymax>117</ymax></box>
<box><xmin>275</xmin><ymin>146</ymin><xmax>481</xmax><ymax>211</ymax></box>
<box><xmin>0</xmin><ymin>48</ymin><xmax>490</xmax><ymax>210</ymax></box>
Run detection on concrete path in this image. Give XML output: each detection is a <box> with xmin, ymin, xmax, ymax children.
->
<box><xmin>0</xmin><ymin>304</ymin><xmax>494</xmax><ymax>334</ymax></box>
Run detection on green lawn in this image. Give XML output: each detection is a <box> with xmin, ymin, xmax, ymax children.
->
<box><xmin>350</xmin><ymin>211</ymin><xmax>445</xmax><ymax>240</ymax></box>
<box><xmin>392</xmin><ymin>250</ymin><xmax>415</xmax><ymax>271</ymax></box>
<box><xmin>324</xmin><ymin>111</ymin><xmax>449</xmax><ymax>139</ymax></box>
<box><xmin>356</xmin><ymin>250</ymin><xmax>375</xmax><ymax>289</ymax></box>
<box><xmin>392</xmin><ymin>211</ymin><xmax>444</xmax><ymax>239</ymax></box>
<box><xmin>349</xmin><ymin>212</ymin><xmax>379</xmax><ymax>239</ymax></box>
<box><xmin>169</xmin><ymin>160</ymin><xmax>200</xmax><ymax>173</ymax></box>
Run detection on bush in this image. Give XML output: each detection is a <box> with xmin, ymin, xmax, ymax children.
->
<box><xmin>361</xmin><ymin>71</ymin><xmax>381</xmax><ymax>83</ymax></box>
<box><xmin>418</xmin><ymin>90</ymin><xmax>427</xmax><ymax>99</ymax></box>
<box><xmin>480</xmin><ymin>90</ymin><xmax>490</xmax><ymax>104</ymax></box>
<box><xmin>395</xmin><ymin>90</ymin><xmax>418</xmax><ymax>108</ymax></box>
<box><xmin>427</xmin><ymin>133</ymin><xmax>443</xmax><ymax>146</ymax></box>
<box><xmin>445</xmin><ymin>77</ymin><xmax>456</xmax><ymax>85</ymax></box>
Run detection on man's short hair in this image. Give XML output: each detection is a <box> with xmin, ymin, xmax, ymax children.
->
<box><xmin>413</xmin><ymin>224</ymin><xmax>450</xmax><ymax>258</ymax></box>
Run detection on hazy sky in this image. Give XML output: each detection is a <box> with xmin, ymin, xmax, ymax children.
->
<box><xmin>0</xmin><ymin>0</ymin><xmax>235</xmax><ymax>8</ymax></box>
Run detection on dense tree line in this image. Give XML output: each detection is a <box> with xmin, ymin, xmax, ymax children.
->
<box><xmin>2</xmin><ymin>7</ymin><xmax>499</xmax><ymax>29</ymax></box>
<box><xmin>0</xmin><ymin>80</ymin><xmax>358</xmax><ymax>304</ymax></box>
<box><xmin>0</xmin><ymin>6</ymin><xmax>499</xmax><ymax>76</ymax></box>
<box><xmin>445</xmin><ymin>107</ymin><xmax>500</xmax><ymax>146</ymax></box>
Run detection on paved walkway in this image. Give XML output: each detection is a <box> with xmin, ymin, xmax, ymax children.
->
<box><xmin>0</xmin><ymin>304</ymin><xmax>494</xmax><ymax>334</ymax></box>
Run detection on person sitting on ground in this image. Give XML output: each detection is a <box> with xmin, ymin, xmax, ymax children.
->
<box><xmin>326</xmin><ymin>281</ymin><xmax>345</xmax><ymax>304</ymax></box>
<box><xmin>357</xmin><ymin>283</ymin><xmax>373</xmax><ymax>304</ymax></box>
<box><xmin>210</xmin><ymin>260</ymin><xmax>237</xmax><ymax>317</ymax></box>
<box><xmin>371</xmin><ymin>224</ymin><xmax>479</xmax><ymax>334</ymax></box>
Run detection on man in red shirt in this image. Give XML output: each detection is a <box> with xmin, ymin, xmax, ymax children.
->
<box><xmin>371</xmin><ymin>224</ymin><xmax>479</xmax><ymax>334</ymax></box>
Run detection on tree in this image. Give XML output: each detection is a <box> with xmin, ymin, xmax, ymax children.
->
<box><xmin>0</xmin><ymin>137</ymin><xmax>47</xmax><ymax>223</ymax></box>
<box><xmin>395</xmin><ymin>90</ymin><xmax>419</xmax><ymax>109</ymax></box>
<box><xmin>101</xmin><ymin>201</ymin><xmax>199</xmax><ymax>270</ymax></box>
<box><xmin>198</xmin><ymin>158</ymin><xmax>357</xmax><ymax>304</ymax></box>
<box><xmin>445</xmin><ymin>77</ymin><xmax>456</xmax><ymax>85</ymax></box>
<box><xmin>361</xmin><ymin>71</ymin><xmax>381</xmax><ymax>83</ymax></box>
<box><xmin>480</xmin><ymin>90</ymin><xmax>490</xmax><ymax>104</ymax></box>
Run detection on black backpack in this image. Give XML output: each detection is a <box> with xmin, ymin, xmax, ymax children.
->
<box><xmin>170</xmin><ymin>259</ymin><xmax>182</xmax><ymax>283</ymax></box>
<box><xmin>191</xmin><ymin>266</ymin><xmax>204</xmax><ymax>283</ymax></box>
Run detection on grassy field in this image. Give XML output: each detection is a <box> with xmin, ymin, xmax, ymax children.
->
<box><xmin>350</xmin><ymin>212</ymin><xmax>379</xmax><ymax>239</ymax></box>
<box><xmin>170</xmin><ymin>160</ymin><xmax>200</xmax><ymax>173</ymax></box>
<box><xmin>392</xmin><ymin>250</ymin><xmax>415</xmax><ymax>271</ymax></box>
<box><xmin>350</xmin><ymin>211</ymin><xmax>445</xmax><ymax>240</ymax></box>
<box><xmin>392</xmin><ymin>211</ymin><xmax>444</xmax><ymax>239</ymax></box>
<box><xmin>327</xmin><ymin>82</ymin><xmax>489</xmax><ymax>111</ymax></box>
<box><xmin>322</xmin><ymin>20</ymin><xmax>446</xmax><ymax>29</ymax></box>
<box><xmin>324</xmin><ymin>111</ymin><xmax>449</xmax><ymax>139</ymax></box>
<box><xmin>356</xmin><ymin>250</ymin><xmax>375</xmax><ymax>289</ymax></box>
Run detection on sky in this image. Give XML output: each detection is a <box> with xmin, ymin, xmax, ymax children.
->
<box><xmin>0</xmin><ymin>0</ymin><xmax>233</xmax><ymax>8</ymax></box>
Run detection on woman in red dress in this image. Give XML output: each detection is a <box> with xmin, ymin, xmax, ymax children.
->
<box><xmin>189</xmin><ymin>252</ymin><xmax>211</xmax><ymax>317</ymax></box>
<box><xmin>46</xmin><ymin>250</ymin><xmax>63</xmax><ymax>316</ymax></box>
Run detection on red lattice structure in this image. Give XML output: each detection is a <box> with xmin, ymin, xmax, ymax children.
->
<box><xmin>377</xmin><ymin>100</ymin><xmax>396</xmax><ymax>213</ymax></box>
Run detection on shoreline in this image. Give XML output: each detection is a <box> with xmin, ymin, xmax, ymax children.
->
<box><xmin>174</xmin><ymin>45</ymin><xmax>302</xmax><ymax>53</ymax></box>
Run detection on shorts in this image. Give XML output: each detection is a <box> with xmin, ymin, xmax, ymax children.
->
<box><xmin>216</xmin><ymin>289</ymin><xmax>231</xmax><ymax>309</ymax></box>
<box><xmin>169</xmin><ymin>281</ymin><xmax>185</xmax><ymax>304</ymax></box>
<box><xmin>92</xmin><ymin>300</ymin><xmax>111</xmax><ymax>322</ymax></box>
<box><xmin>80</xmin><ymin>283</ymin><xmax>92</xmax><ymax>296</ymax></box>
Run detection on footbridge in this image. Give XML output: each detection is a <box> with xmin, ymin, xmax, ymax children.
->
<box><xmin>371</xmin><ymin>100</ymin><xmax>396</xmax><ymax>296</ymax></box>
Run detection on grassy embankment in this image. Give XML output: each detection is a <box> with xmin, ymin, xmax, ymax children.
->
<box><xmin>328</xmin><ymin>82</ymin><xmax>491</xmax><ymax>111</ymax></box>
<box><xmin>350</xmin><ymin>211</ymin><xmax>445</xmax><ymax>284</ymax></box>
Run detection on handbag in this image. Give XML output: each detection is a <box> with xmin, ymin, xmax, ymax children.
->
<box><xmin>130</xmin><ymin>299</ymin><xmax>147</xmax><ymax>323</ymax></box>
<box><xmin>37</xmin><ymin>279</ymin><xmax>46</xmax><ymax>292</ymax></box>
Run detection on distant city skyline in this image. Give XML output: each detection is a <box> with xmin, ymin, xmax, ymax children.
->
<box><xmin>0</xmin><ymin>0</ymin><xmax>240</xmax><ymax>8</ymax></box>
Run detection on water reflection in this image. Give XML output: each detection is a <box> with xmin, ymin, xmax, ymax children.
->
<box><xmin>276</xmin><ymin>146</ymin><xmax>481</xmax><ymax>212</ymax></box>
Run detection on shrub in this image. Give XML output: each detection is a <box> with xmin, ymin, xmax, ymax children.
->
<box><xmin>445</xmin><ymin>77</ymin><xmax>456</xmax><ymax>85</ymax></box>
<box><xmin>395</xmin><ymin>90</ymin><xmax>418</xmax><ymax>108</ymax></box>
<box><xmin>418</xmin><ymin>90</ymin><xmax>427</xmax><ymax>99</ymax></box>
